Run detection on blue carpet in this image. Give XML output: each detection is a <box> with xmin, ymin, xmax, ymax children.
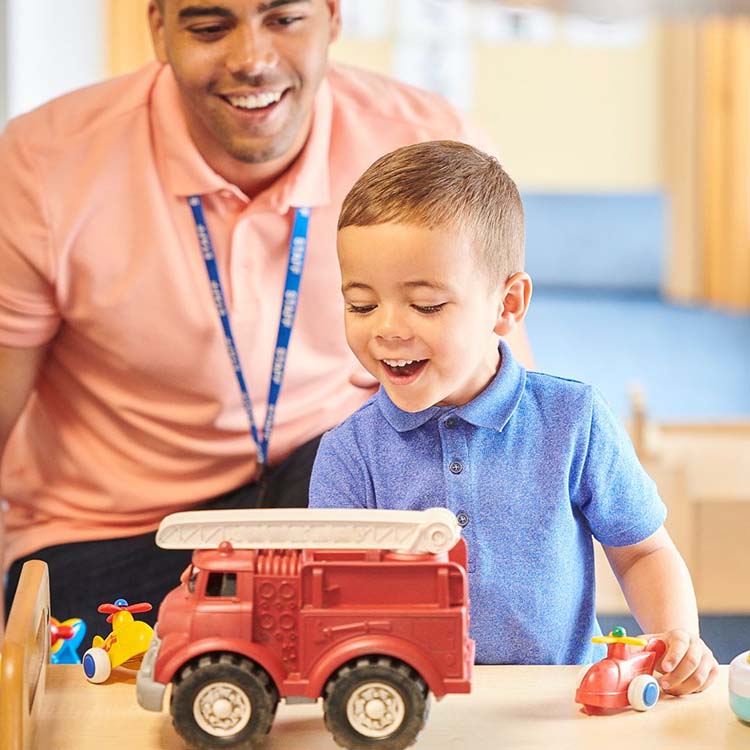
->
<box><xmin>524</xmin><ymin>193</ymin><xmax>666</xmax><ymax>291</ymax></box>
<box><xmin>526</xmin><ymin>289</ymin><xmax>750</xmax><ymax>420</ymax></box>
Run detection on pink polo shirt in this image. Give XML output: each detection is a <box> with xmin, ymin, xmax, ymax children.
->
<box><xmin>0</xmin><ymin>62</ymin><xmax>493</xmax><ymax>566</ymax></box>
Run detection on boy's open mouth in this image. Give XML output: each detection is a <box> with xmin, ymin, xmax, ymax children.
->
<box><xmin>381</xmin><ymin>358</ymin><xmax>427</xmax><ymax>378</ymax></box>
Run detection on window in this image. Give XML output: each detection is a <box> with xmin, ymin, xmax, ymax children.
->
<box><xmin>187</xmin><ymin>567</ymin><xmax>200</xmax><ymax>594</ymax></box>
<box><xmin>205</xmin><ymin>572</ymin><xmax>237</xmax><ymax>598</ymax></box>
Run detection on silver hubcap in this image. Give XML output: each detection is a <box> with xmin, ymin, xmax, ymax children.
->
<box><xmin>346</xmin><ymin>681</ymin><xmax>406</xmax><ymax>738</ymax></box>
<box><xmin>193</xmin><ymin>681</ymin><xmax>251</xmax><ymax>737</ymax></box>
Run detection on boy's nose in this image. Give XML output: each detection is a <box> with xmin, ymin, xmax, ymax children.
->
<box><xmin>374</xmin><ymin>309</ymin><xmax>411</xmax><ymax>340</ymax></box>
<box><xmin>226</xmin><ymin>28</ymin><xmax>280</xmax><ymax>77</ymax></box>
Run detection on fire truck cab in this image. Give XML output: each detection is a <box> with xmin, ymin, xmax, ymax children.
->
<box><xmin>137</xmin><ymin>508</ymin><xmax>473</xmax><ymax>750</ymax></box>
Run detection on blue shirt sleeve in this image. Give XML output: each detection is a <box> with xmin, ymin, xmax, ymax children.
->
<box><xmin>309</xmin><ymin>424</ymin><xmax>371</xmax><ymax>509</ymax></box>
<box><xmin>575</xmin><ymin>388</ymin><xmax>666</xmax><ymax>547</ymax></box>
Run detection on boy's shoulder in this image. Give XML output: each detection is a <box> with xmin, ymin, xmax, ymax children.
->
<box><xmin>524</xmin><ymin>369</ymin><xmax>595</xmax><ymax>406</ymax></box>
<box><xmin>323</xmin><ymin>392</ymin><xmax>385</xmax><ymax>441</ymax></box>
<box><xmin>520</xmin><ymin>370</ymin><xmax>627</xmax><ymax>443</ymax></box>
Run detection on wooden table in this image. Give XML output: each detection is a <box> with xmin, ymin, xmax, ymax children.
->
<box><xmin>35</xmin><ymin>664</ymin><xmax>745</xmax><ymax>750</ymax></box>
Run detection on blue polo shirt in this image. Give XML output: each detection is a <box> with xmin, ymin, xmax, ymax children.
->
<box><xmin>309</xmin><ymin>339</ymin><xmax>666</xmax><ymax>665</ymax></box>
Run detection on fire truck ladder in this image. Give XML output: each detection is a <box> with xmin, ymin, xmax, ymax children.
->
<box><xmin>155</xmin><ymin>508</ymin><xmax>461</xmax><ymax>555</ymax></box>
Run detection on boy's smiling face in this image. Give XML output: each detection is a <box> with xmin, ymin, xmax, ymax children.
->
<box><xmin>338</xmin><ymin>222</ymin><xmax>517</xmax><ymax>413</ymax></box>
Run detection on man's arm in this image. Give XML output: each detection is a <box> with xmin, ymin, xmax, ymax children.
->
<box><xmin>0</xmin><ymin>343</ymin><xmax>48</xmax><ymax>633</ymax></box>
<box><xmin>0</xmin><ymin>343</ymin><xmax>49</xmax><ymax>461</ymax></box>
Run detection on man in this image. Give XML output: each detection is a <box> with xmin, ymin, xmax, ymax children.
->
<box><xmin>0</xmin><ymin>0</ymin><xmax>532</xmax><ymax>628</ymax></box>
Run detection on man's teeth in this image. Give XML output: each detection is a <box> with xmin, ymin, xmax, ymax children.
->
<box><xmin>383</xmin><ymin>359</ymin><xmax>418</xmax><ymax>367</ymax></box>
<box><xmin>227</xmin><ymin>91</ymin><xmax>282</xmax><ymax>110</ymax></box>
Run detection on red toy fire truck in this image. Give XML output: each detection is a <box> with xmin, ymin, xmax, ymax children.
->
<box><xmin>575</xmin><ymin>627</ymin><xmax>667</xmax><ymax>715</ymax></box>
<box><xmin>137</xmin><ymin>508</ymin><xmax>473</xmax><ymax>750</ymax></box>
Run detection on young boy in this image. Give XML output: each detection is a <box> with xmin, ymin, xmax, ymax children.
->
<box><xmin>309</xmin><ymin>140</ymin><xmax>717</xmax><ymax>695</ymax></box>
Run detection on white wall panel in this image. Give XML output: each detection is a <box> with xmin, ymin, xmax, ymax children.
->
<box><xmin>7</xmin><ymin>0</ymin><xmax>105</xmax><ymax>119</ymax></box>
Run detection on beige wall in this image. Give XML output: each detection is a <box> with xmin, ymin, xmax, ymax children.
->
<box><xmin>331</xmin><ymin>22</ymin><xmax>663</xmax><ymax>192</ymax></box>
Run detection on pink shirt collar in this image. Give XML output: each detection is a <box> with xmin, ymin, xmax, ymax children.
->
<box><xmin>151</xmin><ymin>64</ymin><xmax>333</xmax><ymax>212</ymax></box>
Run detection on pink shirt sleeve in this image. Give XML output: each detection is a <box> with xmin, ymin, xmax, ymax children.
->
<box><xmin>0</xmin><ymin>119</ymin><xmax>60</xmax><ymax>347</ymax></box>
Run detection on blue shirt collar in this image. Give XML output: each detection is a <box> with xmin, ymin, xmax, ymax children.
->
<box><xmin>375</xmin><ymin>339</ymin><xmax>527</xmax><ymax>433</ymax></box>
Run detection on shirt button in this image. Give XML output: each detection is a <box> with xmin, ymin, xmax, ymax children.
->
<box><xmin>456</xmin><ymin>512</ymin><xmax>469</xmax><ymax>527</ymax></box>
<box><xmin>449</xmin><ymin>461</ymin><xmax>463</xmax><ymax>475</ymax></box>
<box><xmin>445</xmin><ymin>417</ymin><xmax>458</xmax><ymax>429</ymax></box>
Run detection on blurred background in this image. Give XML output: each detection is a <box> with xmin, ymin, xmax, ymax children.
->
<box><xmin>0</xmin><ymin>0</ymin><xmax>748</xmax><ymax>660</ymax></box>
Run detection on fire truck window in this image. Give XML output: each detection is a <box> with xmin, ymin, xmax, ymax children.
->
<box><xmin>206</xmin><ymin>572</ymin><xmax>237</xmax><ymax>598</ymax></box>
<box><xmin>187</xmin><ymin>567</ymin><xmax>199</xmax><ymax>594</ymax></box>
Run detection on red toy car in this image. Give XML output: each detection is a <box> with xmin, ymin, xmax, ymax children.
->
<box><xmin>575</xmin><ymin>627</ymin><xmax>666</xmax><ymax>715</ymax></box>
<box><xmin>137</xmin><ymin>508</ymin><xmax>473</xmax><ymax>750</ymax></box>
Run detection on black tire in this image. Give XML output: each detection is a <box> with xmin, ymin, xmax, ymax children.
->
<box><xmin>323</xmin><ymin>656</ymin><xmax>431</xmax><ymax>750</ymax></box>
<box><xmin>170</xmin><ymin>654</ymin><xmax>279</xmax><ymax>750</ymax></box>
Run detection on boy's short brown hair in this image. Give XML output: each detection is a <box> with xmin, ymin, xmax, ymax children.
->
<box><xmin>338</xmin><ymin>140</ymin><xmax>525</xmax><ymax>283</ymax></box>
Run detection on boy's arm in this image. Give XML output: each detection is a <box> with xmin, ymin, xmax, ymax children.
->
<box><xmin>603</xmin><ymin>526</ymin><xmax>718</xmax><ymax>695</ymax></box>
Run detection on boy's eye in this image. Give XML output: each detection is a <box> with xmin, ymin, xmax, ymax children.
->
<box><xmin>346</xmin><ymin>303</ymin><xmax>377</xmax><ymax>314</ymax></box>
<box><xmin>413</xmin><ymin>303</ymin><xmax>446</xmax><ymax>314</ymax></box>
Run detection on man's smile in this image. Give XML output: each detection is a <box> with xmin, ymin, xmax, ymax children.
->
<box><xmin>222</xmin><ymin>90</ymin><xmax>285</xmax><ymax>110</ymax></box>
<box><xmin>218</xmin><ymin>87</ymin><xmax>291</xmax><ymax>122</ymax></box>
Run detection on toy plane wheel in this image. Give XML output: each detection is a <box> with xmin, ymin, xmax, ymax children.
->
<box><xmin>628</xmin><ymin>674</ymin><xmax>659</xmax><ymax>711</ymax></box>
<box><xmin>82</xmin><ymin>647</ymin><xmax>111</xmax><ymax>683</ymax></box>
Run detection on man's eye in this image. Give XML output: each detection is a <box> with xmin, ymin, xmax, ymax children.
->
<box><xmin>270</xmin><ymin>15</ymin><xmax>306</xmax><ymax>27</ymax></box>
<box><xmin>346</xmin><ymin>303</ymin><xmax>376</xmax><ymax>314</ymax></box>
<box><xmin>413</xmin><ymin>303</ymin><xmax>446</xmax><ymax>314</ymax></box>
<box><xmin>189</xmin><ymin>24</ymin><xmax>229</xmax><ymax>37</ymax></box>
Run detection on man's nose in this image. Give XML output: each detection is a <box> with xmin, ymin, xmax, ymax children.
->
<box><xmin>226</xmin><ymin>27</ymin><xmax>280</xmax><ymax>78</ymax></box>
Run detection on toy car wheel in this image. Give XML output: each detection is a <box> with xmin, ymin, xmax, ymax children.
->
<box><xmin>628</xmin><ymin>673</ymin><xmax>660</xmax><ymax>711</ymax></box>
<box><xmin>171</xmin><ymin>654</ymin><xmax>278</xmax><ymax>750</ymax></box>
<box><xmin>323</xmin><ymin>656</ymin><xmax>430</xmax><ymax>750</ymax></box>
<box><xmin>82</xmin><ymin>647</ymin><xmax>112</xmax><ymax>684</ymax></box>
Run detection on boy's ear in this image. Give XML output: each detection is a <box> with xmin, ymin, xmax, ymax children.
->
<box><xmin>494</xmin><ymin>272</ymin><xmax>533</xmax><ymax>337</ymax></box>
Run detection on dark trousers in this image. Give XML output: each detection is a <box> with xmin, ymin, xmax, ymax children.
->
<box><xmin>4</xmin><ymin>434</ymin><xmax>322</xmax><ymax>637</ymax></box>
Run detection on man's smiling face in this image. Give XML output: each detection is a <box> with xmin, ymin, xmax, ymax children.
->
<box><xmin>149</xmin><ymin>0</ymin><xmax>341</xmax><ymax>166</ymax></box>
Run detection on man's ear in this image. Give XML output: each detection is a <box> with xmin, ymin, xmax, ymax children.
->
<box><xmin>148</xmin><ymin>1</ymin><xmax>168</xmax><ymax>64</ymax></box>
<box><xmin>327</xmin><ymin>0</ymin><xmax>343</xmax><ymax>44</ymax></box>
<box><xmin>494</xmin><ymin>272</ymin><xmax>533</xmax><ymax>337</ymax></box>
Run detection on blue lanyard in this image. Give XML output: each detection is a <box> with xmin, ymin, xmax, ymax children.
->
<box><xmin>188</xmin><ymin>196</ymin><xmax>311</xmax><ymax>467</ymax></box>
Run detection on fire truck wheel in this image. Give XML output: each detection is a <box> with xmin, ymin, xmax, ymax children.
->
<box><xmin>171</xmin><ymin>654</ymin><xmax>279</xmax><ymax>750</ymax></box>
<box><xmin>323</xmin><ymin>656</ymin><xmax>430</xmax><ymax>750</ymax></box>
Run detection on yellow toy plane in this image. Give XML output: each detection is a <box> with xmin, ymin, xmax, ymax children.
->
<box><xmin>82</xmin><ymin>599</ymin><xmax>154</xmax><ymax>683</ymax></box>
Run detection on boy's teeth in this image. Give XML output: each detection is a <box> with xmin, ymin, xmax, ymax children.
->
<box><xmin>227</xmin><ymin>91</ymin><xmax>282</xmax><ymax>109</ymax></box>
<box><xmin>384</xmin><ymin>359</ymin><xmax>416</xmax><ymax>367</ymax></box>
